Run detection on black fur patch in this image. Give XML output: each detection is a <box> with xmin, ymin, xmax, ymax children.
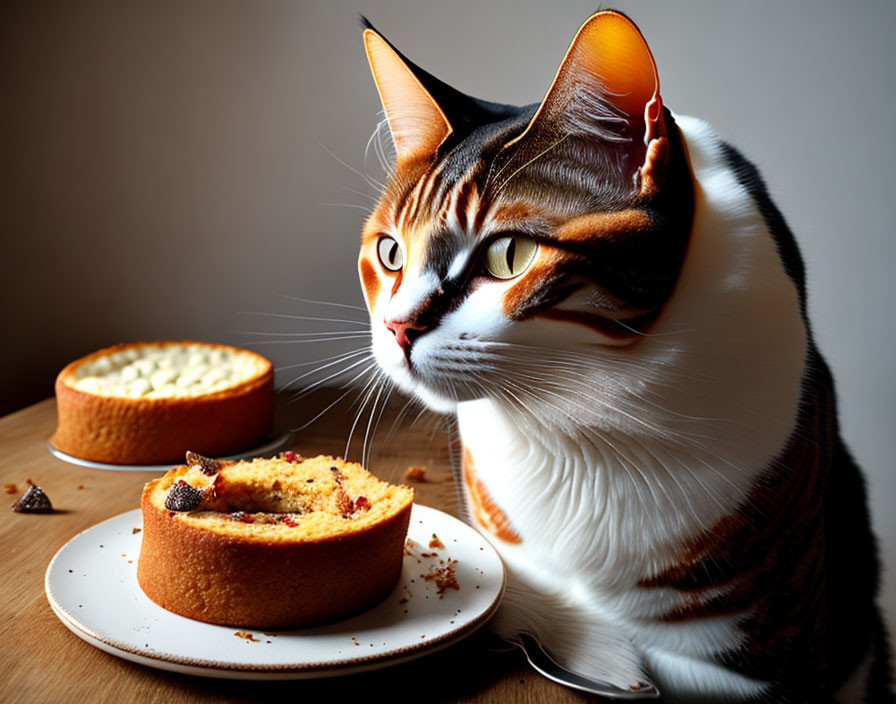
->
<box><xmin>718</xmin><ymin>145</ymin><xmax>891</xmax><ymax>700</ymax></box>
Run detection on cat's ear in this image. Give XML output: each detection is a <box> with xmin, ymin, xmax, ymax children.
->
<box><xmin>363</xmin><ymin>26</ymin><xmax>453</xmax><ymax>165</ymax></box>
<box><xmin>514</xmin><ymin>10</ymin><xmax>667</xmax><ymax>192</ymax></box>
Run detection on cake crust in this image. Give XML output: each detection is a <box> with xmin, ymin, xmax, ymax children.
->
<box><xmin>52</xmin><ymin>341</ymin><xmax>274</xmax><ymax>464</ymax></box>
<box><xmin>137</xmin><ymin>455</ymin><xmax>414</xmax><ymax>628</ymax></box>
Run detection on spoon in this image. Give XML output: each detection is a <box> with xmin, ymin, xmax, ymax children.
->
<box><xmin>516</xmin><ymin>634</ymin><xmax>661</xmax><ymax>699</ymax></box>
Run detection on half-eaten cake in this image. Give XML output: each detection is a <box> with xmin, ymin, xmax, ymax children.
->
<box><xmin>137</xmin><ymin>452</ymin><xmax>414</xmax><ymax>628</ymax></box>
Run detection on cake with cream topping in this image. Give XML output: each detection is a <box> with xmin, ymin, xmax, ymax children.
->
<box><xmin>52</xmin><ymin>341</ymin><xmax>273</xmax><ymax>464</ymax></box>
<box><xmin>137</xmin><ymin>452</ymin><xmax>414</xmax><ymax>628</ymax></box>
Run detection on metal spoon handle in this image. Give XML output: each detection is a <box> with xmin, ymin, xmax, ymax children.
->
<box><xmin>517</xmin><ymin>634</ymin><xmax>661</xmax><ymax>700</ymax></box>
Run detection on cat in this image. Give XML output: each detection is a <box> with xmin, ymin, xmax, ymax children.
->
<box><xmin>356</xmin><ymin>10</ymin><xmax>891</xmax><ymax>703</ymax></box>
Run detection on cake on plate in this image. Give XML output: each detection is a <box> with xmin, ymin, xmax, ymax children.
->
<box><xmin>52</xmin><ymin>341</ymin><xmax>274</xmax><ymax>464</ymax></box>
<box><xmin>137</xmin><ymin>452</ymin><xmax>414</xmax><ymax>628</ymax></box>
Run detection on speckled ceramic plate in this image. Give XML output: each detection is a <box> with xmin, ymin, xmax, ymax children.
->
<box><xmin>45</xmin><ymin>504</ymin><xmax>505</xmax><ymax>679</ymax></box>
<box><xmin>46</xmin><ymin>432</ymin><xmax>293</xmax><ymax>472</ymax></box>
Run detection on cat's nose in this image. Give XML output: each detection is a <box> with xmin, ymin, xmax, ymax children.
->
<box><xmin>385</xmin><ymin>318</ymin><xmax>428</xmax><ymax>359</ymax></box>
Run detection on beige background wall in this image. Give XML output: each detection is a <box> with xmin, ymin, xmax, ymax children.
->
<box><xmin>3</xmin><ymin>0</ymin><xmax>895</xmax><ymax>652</ymax></box>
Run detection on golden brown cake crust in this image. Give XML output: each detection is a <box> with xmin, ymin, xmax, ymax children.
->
<box><xmin>136</xmin><ymin>456</ymin><xmax>414</xmax><ymax>629</ymax></box>
<box><xmin>51</xmin><ymin>341</ymin><xmax>274</xmax><ymax>464</ymax></box>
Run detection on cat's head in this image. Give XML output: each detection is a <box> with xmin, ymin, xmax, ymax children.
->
<box><xmin>358</xmin><ymin>11</ymin><xmax>694</xmax><ymax>416</ymax></box>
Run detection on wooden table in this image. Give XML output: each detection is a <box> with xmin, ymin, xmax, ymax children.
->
<box><xmin>0</xmin><ymin>391</ymin><xmax>591</xmax><ymax>704</ymax></box>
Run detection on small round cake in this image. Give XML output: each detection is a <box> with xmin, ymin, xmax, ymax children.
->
<box><xmin>52</xmin><ymin>341</ymin><xmax>274</xmax><ymax>464</ymax></box>
<box><xmin>137</xmin><ymin>453</ymin><xmax>414</xmax><ymax>628</ymax></box>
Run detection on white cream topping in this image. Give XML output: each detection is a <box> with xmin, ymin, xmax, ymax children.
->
<box><xmin>72</xmin><ymin>344</ymin><xmax>265</xmax><ymax>399</ymax></box>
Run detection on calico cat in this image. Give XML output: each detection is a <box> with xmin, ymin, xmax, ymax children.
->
<box><xmin>356</xmin><ymin>11</ymin><xmax>891</xmax><ymax>702</ymax></box>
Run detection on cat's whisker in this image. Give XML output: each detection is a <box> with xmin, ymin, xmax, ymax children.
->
<box><xmin>321</xmin><ymin>202</ymin><xmax>376</xmax><ymax>214</ymax></box>
<box><xmin>244</xmin><ymin>334</ymin><xmax>371</xmax><ymax>346</ymax></box>
<box><xmin>295</xmin><ymin>389</ymin><xmax>355</xmax><ymax>431</ymax></box>
<box><xmin>362</xmin><ymin>380</ymin><xmax>394</xmax><ymax>469</ymax></box>
<box><xmin>365</xmin><ymin>115</ymin><xmax>394</xmax><ymax>177</ymax></box>
<box><xmin>274</xmin><ymin>347</ymin><xmax>370</xmax><ymax>373</ymax></box>
<box><xmin>239</xmin><ymin>311</ymin><xmax>369</xmax><ymax>326</ymax></box>
<box><xmin>506</xmin><ymin>363</ymin><xmax>734</xmax><ymax>432</ymax></box>
<box><xmin>379</xmin><ymin>393</ymin><xmax>420</xmax><ymax>448</ymax></box>
<box><xmin>234</xmin><ymin>330</ymin><xmax>370</xmax><ymax>338</ymax></box>
<box><xmin>612</xmin><ymin>320</ymin><xmax>694</xmax><ymax>338</ymax></box>
<box><xmin>482</xmin><ymin>342</ymin><xmax>719</xmax><ymax>385</ymax></box>
<box><xmin>339</xmin><ymin>184</ymin><xmax>380</xmax><ymax>203</ymax></box>
<box><xmin>272</xmin><ymin>294</ymin><xmax>367</xmax><ymax>313</ymax></box>
<box><xmin>408</xmin><ymin>399</ymin><xmax>434</xmax><ymax>429</ymax></box>
<box><xmin>344</xmin><ymin>369</ymin><xmax>386</xmax><ymax>460</ymax></box>
<box><xmin>317</xmin><ymin>140</ymin><xmax>385</xmax><ymax>191</ymax></box>
<box><xmin>288</xmin><ymin>355</ymin><xmax>375</xmax><ymax>401</ymax></box>
<box><xmin>280</xmin><ymin>348</ymin><xmax>373</xmax><ymax>391</ymax></box>
<box><xmin>293</xmin><ymin>362</ymin><xmax>376</xmax><ymax>430</ymax></box>
<box><xmin>374</xmin><ymin>120</ymin><xmax>394</xmax><ymax>175</ymax></box>
<box><xmin>359</xmin><ymin>381</ymin><xmax>383</xmax><ymax>469</ymax></box>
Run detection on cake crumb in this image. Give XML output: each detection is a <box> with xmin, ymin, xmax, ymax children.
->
<box><xmin>405</xmin><ymin>466</ymin><xmax>427</xmax><ymax>482</ymax></box>
<box><xmin>428</xmin><ymin>533</ymin><xmax>445</xmax><ymax>550</ymax></box>
<box><xmin>5</xmin><ymin>483</ymin><xmax>17</xmax><ymax>495</ymax></box>
<box><xmin>234</xmin><ymin>631</ymin><xmax>259</xmax><ymax>642</ymax></box>
<box><xmin>132</xmin><ymin>528</ymin><xmax>141</xmax><ymax>534</ymax></box>
<box><xmin>422</xmin><ymin>558</ymin><xmax>460</xmax><ymax>597</ymax></box>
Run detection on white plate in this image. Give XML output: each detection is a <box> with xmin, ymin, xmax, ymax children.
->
<box><xmin>46</xmin><ymin>432</ymin><xmax>294</xmax><ymax>472</ymax></box>
<box><xmin>45</xmin><ymin>504</ymin><xmax>505</xmax><ymax>679</ymax></box>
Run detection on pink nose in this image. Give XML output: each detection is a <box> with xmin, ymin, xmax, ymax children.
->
<box><xmin>385</xmin><ymin>318</ymin><xmax>428</xmax><ymax>359</ymax></box>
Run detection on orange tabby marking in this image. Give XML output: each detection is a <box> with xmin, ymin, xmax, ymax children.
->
<box><xmin>358</xmin><ymin>257</ymin><xmax>380</xmax><ymax>305</ymax></box>
<box><xmin>463</xmin><ymin>448</ymin><xmax>522</xmax><ymax>544</ymax></box>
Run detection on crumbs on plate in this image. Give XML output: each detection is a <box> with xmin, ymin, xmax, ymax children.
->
<box><xmin>422</xmin><ymin>558</ymin><xmax>459</xmax><ymax>598</ymax></box>
<box><xmin>428</xmin><ymin>533</ymin><xmax>445</xmax><ymax>550</ymax></box>
<box><xmin>234</xmin><ymin>631</ymin><xmax>260</xmax><ymax>642</ymax></box>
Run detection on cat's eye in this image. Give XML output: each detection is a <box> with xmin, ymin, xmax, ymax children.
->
<box><xmin>377</xmin><ymin>236</ymin><xmax>404</xmax><ymax>272</ymax></box>
<box><xmin>483</xmin><ymin>234</ymin><xmax>538</xmax><ymax>280</ymax></box>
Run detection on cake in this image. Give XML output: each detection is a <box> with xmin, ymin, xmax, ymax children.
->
<box><xmin>51</xmin><ymin>341</ymin><xmax>274</xmax><ymax>464</ymax></box>
<box><xmin>137</xmin><ymin>452</ymin><xmax>414</xmax><ymax>628</ymax></box>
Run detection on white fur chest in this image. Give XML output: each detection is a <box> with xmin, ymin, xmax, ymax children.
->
<box><xmin>457</xmin><ymin>399</ymin><xmax>753</xmax><ymax>609</ymax></box>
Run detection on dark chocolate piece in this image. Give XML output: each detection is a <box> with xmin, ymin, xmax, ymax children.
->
<box><xmin>12</xmin><ymin>484</ymin><xmax>53</xmax><ymax>513</ymax></box>
<box><xmin>165</xmin><ymin>482</ymin><xmax>202</xmax><ymax>511</ymax></box>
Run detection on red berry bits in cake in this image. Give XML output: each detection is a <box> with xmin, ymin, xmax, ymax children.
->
<box><xmin>137</xmin><ymin>454</ymin><xmax>414</xmax><ymax>628</ymax></box>
<box><xmin>12</xmin><ymin>484</ymin><xmax>53</xmax><ymax>513</ymax></box>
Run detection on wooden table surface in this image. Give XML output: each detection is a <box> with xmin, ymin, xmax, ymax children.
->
<box><xmin>0</xmin><ymin>390</ymin><xmax>593</xmax><ymax>704</ymax></box>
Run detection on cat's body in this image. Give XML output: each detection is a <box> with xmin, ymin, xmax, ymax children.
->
<box><xmin>457</xmin><ymin>115</ymin><xmax>887</xmax><ymax>701</ymax></box>
<box><xmin>357</xmin><ymin>12</ymin><xmax>891</xmax><ymax>702</ymax></box>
